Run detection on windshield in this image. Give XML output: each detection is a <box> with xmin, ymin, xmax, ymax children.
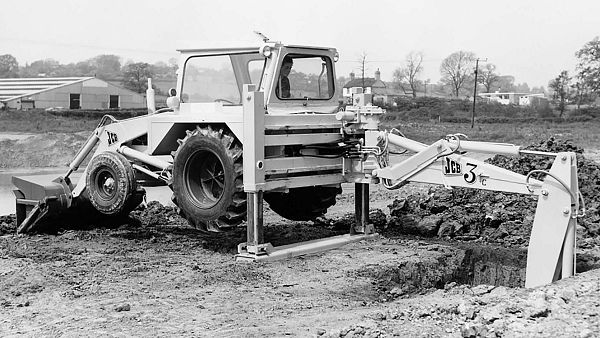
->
<box><xmin>275</xmin><ymin>54</ymin><xmax>334</xmax><ymax>100</ymax></box>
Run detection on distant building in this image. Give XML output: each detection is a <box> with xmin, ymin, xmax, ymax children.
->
<box><xmin>0</xmin><ymin>77</ymin><xmax>146</xmax><ymax>110</ymax></box>
<box><xmin>342</xmin><ymin>69</ymin><xmax>406</xmax><ymax>105</ymax></box>
<box><xmin>478</xmin><ymin>91</ymin><xmax>547</xmax><ymax>106</ymax></box>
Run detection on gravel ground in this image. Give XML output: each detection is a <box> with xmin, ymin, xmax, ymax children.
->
<box><xmin>1</xmin><ymin>135</ymin><xmax>599</xmax><ymax>337</ymax></box>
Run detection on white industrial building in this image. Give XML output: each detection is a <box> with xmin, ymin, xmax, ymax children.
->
<box><xmin>0</xmin><ymin>77</ymin><xmax>146</xmax><ymax>110</ymax></box>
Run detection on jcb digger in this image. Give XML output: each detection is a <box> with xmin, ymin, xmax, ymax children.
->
<box><xmin>13</xmin><ymin>39</ymin><xmax>583</xmax><ymax>288</ymax></box>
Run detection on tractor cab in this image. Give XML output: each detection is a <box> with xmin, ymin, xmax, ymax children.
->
<box><xmin>170</xmin><ymin>43</ymin><xmax>340</xmax><ymax>115</ymax></box>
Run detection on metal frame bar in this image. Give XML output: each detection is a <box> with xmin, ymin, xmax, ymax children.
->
<box><xmin>237</xmin><ymin>84</ymin><xmax>375</xmax><ymax>262</ymax></box>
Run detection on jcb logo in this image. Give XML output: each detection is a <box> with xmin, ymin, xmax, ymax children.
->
<box><xmin>443</xmin><ymin>157</ymin><xmax>462</xmax><ymax>175</ymax></box>
<box><xmin>107</xmin><ymin>131</ymin><xmax>118</xmax><ymax>145</ymax></box>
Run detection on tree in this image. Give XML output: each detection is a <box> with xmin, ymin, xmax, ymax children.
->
<box><xmin>122</xmin><ymin>62</ymin><xmax>153</xmax><ymax>93</ymax></box>
<box><xmin>515</xmin><ymin>82</ymin><xmax>530</xmax><ymax>93</ymax></box>
<box><xmin>575</xmin><ymin>36</ymin><xmax>600</xmax><ymax>95</ymax></box>
<box><xmin>548</xmin><ymin>70</ymin><xmax>571</xmax><ymax>118</ymax></box>
<box><xmin>392</xmin><ymin>68</ymin><xmax>409</xmax><ymax>94</ymax></box>
<box><xmin>496</xmin><ymin>75</ymin><xmax>516</xmax><ymax>92</ymax></box>
<box><xmin>75</xmin><ymin>60</ymin><xmax>96</xmax><ymax>76</ymax></box>
<box><xmin>356</xmin><ymin>52</ymin><xmax>368</xmax><ymax>90</ymax></box>
<box><xmin>151</xmin><ymin>61</ymin><xmax>177</xmax><ymax>80</ymax></box>
<box><xmin>572</xmin><ymin>80</ymin><xmax>586</xmax><ymax>109</ymax></box>
<box><xmin>531</xmin><ymin>86</ymin><xmax>546</xmax><ymax>94</ymax></box>
<box><xmin>478</xmin><ymin>63</ymin><xmax>499</xmax><ymax>93</ymax></box>
<box><xmin>21</xmin><ymin>59</ymin><xmax>61</xmax><ymax>77</ymax></box>
<box><xmin>440</xmin><ymin>51</ymin><xmax>476</xmax><ymax>97</ymax></box>
<box><xmin>0</xmin><ymin>54</ymin><xmax>19</xmax><ymax>78</ymax></box>
<box><xmin>393</xmin><ymin>51</ymin><xmax>423</xmax><ymax>97</ymax></box>
<box><xmin>91</xmin><ymin>55</ymin><xmax>122</xmax><ymax>80</ymax></box>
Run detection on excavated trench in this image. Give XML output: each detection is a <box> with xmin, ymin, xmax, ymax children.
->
<box><xmin>354</xmin><ymin>240</ymin><xmax>528</xmax><ymax>301</ymax></box>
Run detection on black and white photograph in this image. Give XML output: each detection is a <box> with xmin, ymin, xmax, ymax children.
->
<box><xmin>1</xmin><ymin>0</ymin><xmax>600</xmax><ymax>336</ymax></box>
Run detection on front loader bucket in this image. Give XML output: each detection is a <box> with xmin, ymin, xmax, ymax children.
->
<box><xmin>12</xmin><ymin>174</ymin><xmax>82</xmax><ymax>233</ymax></box>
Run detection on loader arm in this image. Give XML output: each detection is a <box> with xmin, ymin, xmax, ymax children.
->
<box><xmin>71</xmin><ymin>114</ymin><xmax>168</xmax><ymax>198</ymax></box>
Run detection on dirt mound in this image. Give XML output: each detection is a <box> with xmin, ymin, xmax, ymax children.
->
<box><xmin>130</xmin><ymin>201</ymin><xmax>188</xmax><ymax>228</ymax></box>
<box><xmin>0</xmin><ymin>132</ymin><xmax>88</xmax><ymax>168</ymax></box>
<box><xmin>387</xmin><ymin>137</ymin><xmax>600</xmax><ymax>247</ymax></box>
<box><xmin>0</xmin><ymin>214</ymin><xmax>16</xmax><ymax>235</ymax></box>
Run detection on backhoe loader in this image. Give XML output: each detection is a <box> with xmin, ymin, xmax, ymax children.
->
<box><xmin>13</xmin><ymin>39</ymin><xmax>583</xmax><ymax>287</ymax></box>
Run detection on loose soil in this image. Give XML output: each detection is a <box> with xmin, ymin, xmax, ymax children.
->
<box><xmin>1</xmin><ymin>130</ymin><xmax>600</xmax><ymax>337</ymax></box>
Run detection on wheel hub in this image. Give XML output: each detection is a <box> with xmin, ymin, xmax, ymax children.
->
<box><xmin>186</xmin><ymin>150</ymin><xmax>226</xmax><ymax>209</ymax></box>
<box><xmin>102</xmin><ymin>177</ymin><xmax>115</xmax><ymax>195</ymax></box>
<box><xmin>96</xmin><ymin>170</ymin><xmax>117</xmax><ymax>200</ymax></box>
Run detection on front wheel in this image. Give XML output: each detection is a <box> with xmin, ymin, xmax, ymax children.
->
<box><xmin>86</xmin><ymin>151</ymin><xmax>141</xmax><ymax>215</ymax></box>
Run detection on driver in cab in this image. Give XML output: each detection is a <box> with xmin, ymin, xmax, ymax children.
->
<box><xmin>276</xmin><ymin>56</ymin><xmax>293</xmax><ymax>98</ymax></box>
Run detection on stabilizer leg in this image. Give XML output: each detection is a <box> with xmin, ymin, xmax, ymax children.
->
<box><xmin>354</xmin><ymin>183</ymin><xmax>373</xmax><ymax>234</ymax></box>
<box><xmin>525</xmin><ymin>153</ymin><xmax>578</xmax><ymax>288</ymax></box>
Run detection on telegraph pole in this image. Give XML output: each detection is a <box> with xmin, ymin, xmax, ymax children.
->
<box><xmin>471</xmin><ymin>58</ymin><xmax>487</xmax><ymax>128</ymax></box>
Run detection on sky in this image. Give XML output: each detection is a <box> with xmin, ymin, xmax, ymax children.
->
<box><xmin>1</xmin><ymin>0</ymin><xmax>599</xmax><ymax>88</ymax></box>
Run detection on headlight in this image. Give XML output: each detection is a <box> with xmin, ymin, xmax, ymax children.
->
<box><xmin>260</xmin><ymin>45</ymin><xmax>272</xmax><ymax>58</ymax></box>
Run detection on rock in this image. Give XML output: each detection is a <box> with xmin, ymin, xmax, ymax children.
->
<box><xmin>437</xmin><ymin>221</ymin><xmax>456</xmax><ymax>237</ymax></box>
<box><xmin>316</xmin><ymin>328</ymin><xmax>326</xmax><ymax>336</ymax></box>
<box><xmin>549</xmin><ymin>297</ymin><xmax>567</xmax><ymax>312</ymax></box>
<box><xmin>471</xmin><ymin>284</ymin><xmax>495</xmax><ymax>296</ymax></box>
<box><xmin>369</xmin><ymin>209</ymin><xmax>387</xmax><ymax>228</ymax></box>
<box><xmin>114</xmin><ymin>303</ymin><xmax>131</xmax><ymax>312</ymax></box>
<box><xmin>527</xmin><ymin>297</ymin><xmax>550</xmax><ymax>319</ymax></box>
<box><xmin>488</xmin><ymin>286</ymin><xmax>509</xmax><ymax>298</ymax></box>
<box><xmin>557</xmin><ymin>288</ymin><xmax>577</xmax><ymax>303</ymax></box>
<box><xmin>388</xmin><ymin>198</ymin><xmax>410</xmax><ymax>216</ymax></box>
<box><xmin>479</xmin><ymin>305</ymin><xmax>503</xmax><ymax>323</ymax></box>
<box><xmin>457</xmin><ymin>301</ymin><xmax>477</xmax><ymax>320</ymax></box>
<box><xmin>418</xmin><ymin>215</ymin><xmax>443</xmax><ymax>237</ymax></box>
<box><xmin>460</xmin><ymin>323</ymin><xmax>489</xmax><ymax>338</ymax></box>
<box><xmin>444</xmin><ymin>281</ymin><xmax>457</xmax><ymax>290</ymax></box>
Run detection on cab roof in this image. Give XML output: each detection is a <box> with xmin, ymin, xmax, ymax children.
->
<box><xmin>177</xmin><ymin>42</ymin><xmax>336</xmax><ymax>55</ymax></box>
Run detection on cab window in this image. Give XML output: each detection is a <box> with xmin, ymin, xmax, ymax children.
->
<box><xmin>181</xmin><ymin>55</ymin><xmax>240</xmax><ymax>104</ymax></box>
<box><xmin>276</xmin><ymin>55</ymin><xmax>334</xmax><ymax>100</ymax></box>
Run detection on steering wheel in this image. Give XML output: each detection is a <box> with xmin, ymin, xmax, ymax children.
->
<box><xmin>214</xmin><ymin>98</ymin><xmax>234</xmax><ymax>105</ymax></box>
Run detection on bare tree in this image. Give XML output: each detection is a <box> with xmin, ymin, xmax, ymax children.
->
<box><xmin>440</xmin><ymin>51</ymin><xmax>476</xmax><ymax>97</ymax></box>
<box><xmin>393</xmin><ymin>51</ymin><xmax>424</xmax><ymax>97</ymax></box>
<box><xmin>478</xmin><ymin>63</ymin><xmax>499</xmax><ymax>93</ymax></box>
<box><xmin>357</xmin><ymin>52</ymin><xmax>368</xmax><ymax>90</ymax></box>
<box><xmin>392</xmin><ymin>68</ymin><xmax>408</xmax><ymax>94</ymax></box>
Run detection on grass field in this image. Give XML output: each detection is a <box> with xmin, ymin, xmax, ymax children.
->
<box><xmin>383</xmin><ymin>120</ymin><xmax>600</xmax><ymax>150</ymax></box>
<box><xmin>2</xmin><ymin>108</ymin><xmax>599</xmax><ymax>151</ymax></box>
<box><xmin>0</xmin><ymin>109</ymin><xmax>146</xmax><ymax>133</ymax></box>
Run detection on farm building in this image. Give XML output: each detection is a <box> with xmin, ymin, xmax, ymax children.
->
<box><xmin>478</xmin><ymin>91</ymin><xmax>548</xmax><ymax>106</ymax></box>
<box><xmin>0</xmin><ymin>77</ymin><xmax>146</xmax><ymax>110</ymax></box>
<box><xmin>342</xmin><ymin>69</ymin><xmax>408</xmax><ymax>105</ymax></box>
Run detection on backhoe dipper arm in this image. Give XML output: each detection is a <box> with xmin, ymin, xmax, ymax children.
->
<box><xmin>371</xmin><ymin>132</ymin><xmax>580</xmax><ymax>288</ymax></box>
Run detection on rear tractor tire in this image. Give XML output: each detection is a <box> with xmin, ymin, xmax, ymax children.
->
<box><xmin>171</xmin><ymin>126</ymin><xmax>245</xmax><ymax>232</ymax></box>
<box><xmin>86</xmin><ymin>151</ymin><xmax>144</xmax><ymax>216</ymax></box>
<box><xmin>264</xmin><ymin>186</ymin><xmax>342</xmax><ymax>221</ymax></box>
